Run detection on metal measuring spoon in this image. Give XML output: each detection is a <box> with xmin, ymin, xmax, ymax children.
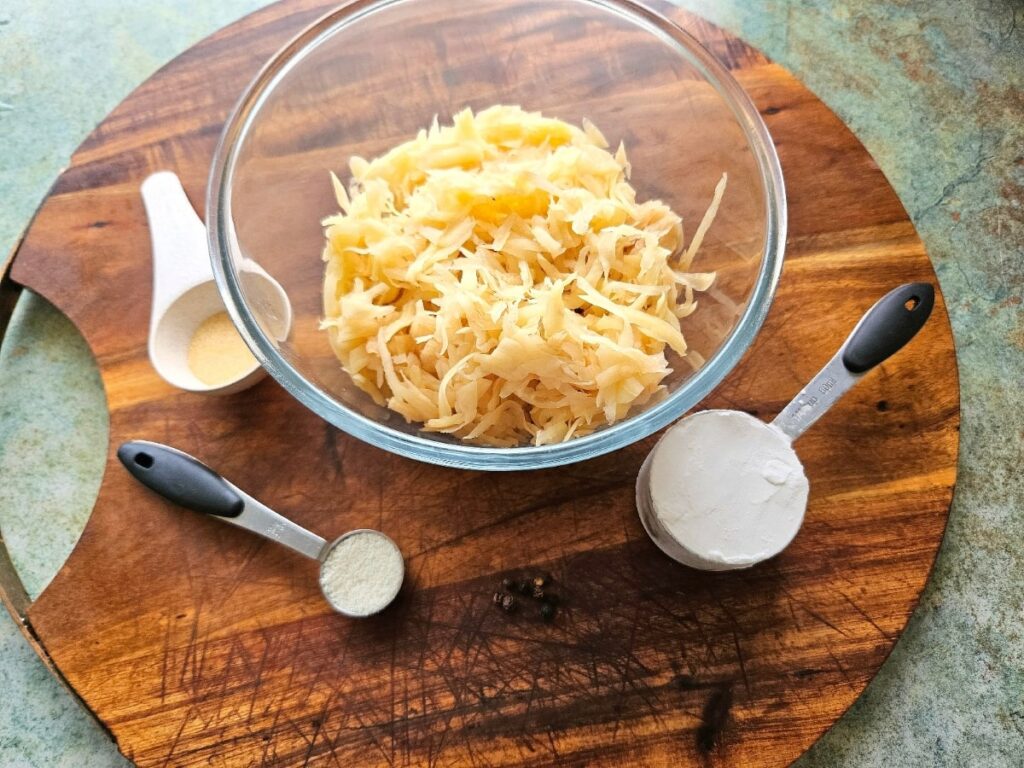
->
<box><xmin>118</xmin><ymin>441</ymin><xmax>404</xmax><ymax>616</ymax></box>
<box><xmin>637</xmin><ymin>282</ymin><xmax>935</xmax><ymax>571</ymax></box>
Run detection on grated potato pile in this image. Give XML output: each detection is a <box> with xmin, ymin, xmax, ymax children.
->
<box><xmin>321</xmin><ymin>105</ymin><xmax>725</xmax><ymax>446</ymax></box>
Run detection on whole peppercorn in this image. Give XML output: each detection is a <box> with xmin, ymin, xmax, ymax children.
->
<box><xmin>500</xmin><ymin>593</ymin><xmax>518</xmax><ymax>613</ymax></box>
<box><xmin>516</xmin><ymin>579</ymin><xmax>532</xmax><ymax>596</ymax></box>
<box><xmin>540</xmin><ymin>602</ymin><xmax>557</xmax><ymax>622</ymax></box>
<box><xmin>501</xmin><ymin>577</ymin><xmax>515</xmax><ymax>591</ymax></box>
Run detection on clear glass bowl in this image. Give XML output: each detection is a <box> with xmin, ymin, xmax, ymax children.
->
<box><xmin>208</xmin><ymin>0</ymin><xmax>786</xmax><ymax>471</ymax></box>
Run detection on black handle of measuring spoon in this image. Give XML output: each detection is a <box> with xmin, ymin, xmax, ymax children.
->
<box><xmin>841</xmin><ymin>282</ymin><xmax>934</xmax><ymax>374</ymax></box>
<box><xmin>117</xmin><ymin>440</ymin><xmax>243</xmax><ymax>518</ymax></box>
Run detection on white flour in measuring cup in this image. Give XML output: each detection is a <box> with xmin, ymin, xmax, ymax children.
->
<box><xmin>637</xmin><ymin>410</ymin><xmax>809</xmax><ymax>571</ymax></box>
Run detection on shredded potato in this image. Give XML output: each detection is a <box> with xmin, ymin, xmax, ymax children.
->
<box><xmin>321</xmin><ymin>105</ymin><xmax>725</xmax><ymax>446</ymax></box>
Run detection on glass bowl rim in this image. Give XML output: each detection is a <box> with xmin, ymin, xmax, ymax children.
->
<box><xmin>207</xmin><ymin>0</ymin><xmax>787</xmax><ymax>471</ymax></box>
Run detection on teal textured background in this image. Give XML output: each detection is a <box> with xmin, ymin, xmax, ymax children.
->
<box><xmin>1</xmin><ymin>1</ymin><xmax>1021</xmax><ymax>765</ymax></box>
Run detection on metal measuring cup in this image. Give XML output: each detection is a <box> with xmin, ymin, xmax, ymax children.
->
<box><xmin>636</xmin><ymin>282</ymin><xmax>935</xmax><ymax>571</ymax></box>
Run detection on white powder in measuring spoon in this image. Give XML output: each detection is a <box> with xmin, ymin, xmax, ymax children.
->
<box><xmin>642</xmin><ymin>410</ymin><xmax>809</xmax><ymax>571</ymax></box>
<box><xmin>319</xmin><ymin>531</ymin><xmax>404</xmax><ymax>616</ymax></box>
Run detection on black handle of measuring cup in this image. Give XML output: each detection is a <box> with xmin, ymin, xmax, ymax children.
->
<box><xmin>117</xmin><ymin>440</ymin><xmax>243</xmax><ymax>518</ymax></box>
<box><xmin>841</xmin><ymin>282</ymin><xmax>934</xmax><ymax>374</ymax></box>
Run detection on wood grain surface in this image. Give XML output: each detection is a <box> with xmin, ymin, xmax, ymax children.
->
<box><xmin>6</xmin><ymin>0</ymin><xmax>958</xmax><ymax>766</ymax></box>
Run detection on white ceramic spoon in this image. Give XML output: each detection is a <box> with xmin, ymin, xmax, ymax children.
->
<box><xmin>141</xmin><ymin>171</ymin><xmax>292</xmax><ymax>394</ymax></box>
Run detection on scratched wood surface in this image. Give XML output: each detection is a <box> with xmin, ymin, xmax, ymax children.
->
<box><xmin>5</xmin><ymin>0</ymin><xmax>959</xmax><ymax>766</ymax></box>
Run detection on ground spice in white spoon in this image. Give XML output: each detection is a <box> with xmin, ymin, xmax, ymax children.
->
<box><xmin>187</xmin><ymin>311</ymin><xmax>257</xmax><ymax>385</ymax></box>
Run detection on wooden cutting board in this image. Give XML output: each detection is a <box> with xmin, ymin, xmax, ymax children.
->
<box><xmin>1</xmin><ymin>1</ymin><xmax>959</xmax><ymax>766</ymax></box>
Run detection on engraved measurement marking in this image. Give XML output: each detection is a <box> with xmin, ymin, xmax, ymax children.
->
<box><xmin>264</xmin><ymin>521</ymin><xmax>287</xmax><ymax>541</ymax></box>
<box><xmin>791</xmin><ymin>396</ymin><xmax>816</xmax><ymax>422</ymax></box>
<box><xmin>784</xmin><ymin>374</ymin><xmax>840</xmax><ymax>428</ymax></box>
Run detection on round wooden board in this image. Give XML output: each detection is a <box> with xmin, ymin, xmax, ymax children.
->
<box><xmin>4</xmin><ymin>1</ymin><xmax>958</xmax><ymax>766</ymax></box>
